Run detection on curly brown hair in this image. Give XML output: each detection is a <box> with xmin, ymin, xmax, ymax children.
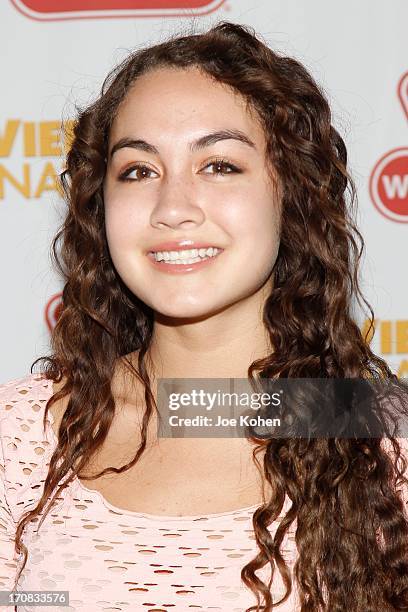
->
<box><xmin>12</xmin><ymin>21</ymin><xmax>408</xmax><ymax>611</ymax></box>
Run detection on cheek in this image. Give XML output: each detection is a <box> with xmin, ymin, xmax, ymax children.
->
<box><xmin>104</xmin><ymin>193</ymin><xmax>146</xmax><ymax>248</ymax></box>
<box><xmin>220</xmin><ymin>187</ymin><xmax>280</xmax><ymax>253</ymax></box>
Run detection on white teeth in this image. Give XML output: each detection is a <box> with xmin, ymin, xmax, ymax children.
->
<box><xmin>167</xmin><ymin>256</ymin><xmax>203</xmax><ymax>264</ymax></box>
<box><xmin>153</xmin><ymin>247</ymin><xmax>219</xmax><ymax>262</ymax></box>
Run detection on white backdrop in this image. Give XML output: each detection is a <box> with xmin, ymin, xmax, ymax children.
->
<box><xmin>1</xmin><ymin>0</ymin><xmax>407</xmax><ymax>382</ymax></box>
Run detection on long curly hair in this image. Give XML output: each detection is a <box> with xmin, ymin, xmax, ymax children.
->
<box><xmin>12</xmin><ymin>21</ymin><xmax>408</xmax><ymax>611</ymax></box>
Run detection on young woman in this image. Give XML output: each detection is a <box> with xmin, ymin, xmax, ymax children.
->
<box><xmin>1</xmin><ymin>20</ymin><xmax>408</xmax><ymax>612</ymax></box>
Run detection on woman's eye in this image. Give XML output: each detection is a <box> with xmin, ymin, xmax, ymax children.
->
<box><xmin>201</xmin><ymin>160</ymin><xmax>242</xmax><ymax>176</ymax></box>
<box><xmin>117</xmin><ymin>160</ymin><xmax>241</xmax><ymax>181</ymax></box>
<box><xmin>118</xmin><ymin>165</ymin><xmax>158</xmax><ymax>182</ymax></box>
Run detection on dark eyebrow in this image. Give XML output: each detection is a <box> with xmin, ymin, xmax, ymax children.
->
<box><xmin>109</xmin><ymin>129</ymin><xmax>256</xmax><ymax>159</ymax></box>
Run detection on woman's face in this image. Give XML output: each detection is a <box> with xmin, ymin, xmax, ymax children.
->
<box><xmin>103</xmin><ymin>66</ymin><xmax>281</xmax><ymax>319</ymax></box>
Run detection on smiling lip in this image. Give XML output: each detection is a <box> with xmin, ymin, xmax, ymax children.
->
<box><xmin>146</xmin><ymin>240</ymin><xmax>221</xmax><ymax>253</ymax></box>
<box><xmin>147</xmin><ymin>247</ymin><xmax>224</xmax><ymax>274</ymax></box>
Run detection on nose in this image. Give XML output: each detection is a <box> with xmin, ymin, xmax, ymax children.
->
<box><xmin>150</xmin><ymin>175</ymin><xmax>205</xmax><ymax>230</ymax></box>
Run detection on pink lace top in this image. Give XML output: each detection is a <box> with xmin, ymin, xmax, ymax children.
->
<box><xmin>0</xmin><ymin>373</ymin><xmax>300</xmax><ymax>612</ymax></box>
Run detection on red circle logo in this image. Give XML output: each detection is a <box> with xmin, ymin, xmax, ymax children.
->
<box><xmin>45</xmin><ymin>292</ymin><xmax>63</xmax><ymax>332</ymax></box>
<box><xmin>369</xmin><ymin>147</ymin><xmax>408</xmax><ymax>223</ymax></box>
<box><xmin>397</xmin><ymin>71</ymin><xmax>408</xmax><ymax>121</ymax></box>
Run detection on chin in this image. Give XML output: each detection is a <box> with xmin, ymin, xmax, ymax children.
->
<box><xmin>154</xmin><ymin>306</ymin><xmax>216</xmax><ymax>321</ymax></box>
<box><xmin>149</xmin><ymin>298</ymin><xmax>228</xmax><ymax>322</ymax></box>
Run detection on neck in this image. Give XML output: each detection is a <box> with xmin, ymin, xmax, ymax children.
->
<box><xmin>146</xmin><ymin>285</ymin><xmax>273</xmax><ymax>381</ymax></box>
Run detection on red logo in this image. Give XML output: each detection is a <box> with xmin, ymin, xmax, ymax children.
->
<box><xmin>11</xmin><ymin>0</ymin><xmax>226</xmax><ymax>20</ymax></box>
<box><xmin>369</xmin><ymin>147</ymin><xmax>408</xmax><ymax>223</ymax></box>
<box><xmin>45</xmin><ymin>293</ymin><xmax>63</xmax><ymax>332</ymax></box>
<box><xmin>398</xmin><ymin>71</ymin><xmax>408</xmax><ymax>121</ymax></box>
<box><xmin>369</xmin><ymin>72</ymin><xmax>408</xmax><ymax>223</ymax></box>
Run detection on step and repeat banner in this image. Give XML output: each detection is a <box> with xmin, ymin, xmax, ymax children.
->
<box><xmin>0</xmin><ymin>0</ymin><xmax>407</xmax><ymax>381</ymax></box>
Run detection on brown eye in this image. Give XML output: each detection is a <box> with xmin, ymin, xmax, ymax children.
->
<box><xmin>119</xmin><ymin>164</ymin><xmax>158</xmax><ymax>182</ymax></box>
<box><xmin>201</xmin><ymin>159</ymin><xmax>242</xmax><ymax>176</ymax></box>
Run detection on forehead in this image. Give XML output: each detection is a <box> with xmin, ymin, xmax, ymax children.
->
<box><xmin>109</xmin><ymin>66</ymin><xmax>265</xmax><ymax>144</ymax></box>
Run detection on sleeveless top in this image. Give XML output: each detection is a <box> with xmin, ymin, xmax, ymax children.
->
<box><xmin>2</xmin><ymin>370</ymin><xmax>352</xmax><ymax>612</ymax></box>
